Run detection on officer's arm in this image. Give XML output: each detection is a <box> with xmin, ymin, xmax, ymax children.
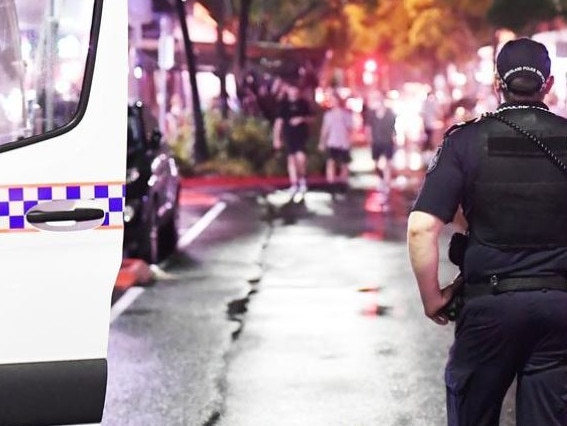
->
<box><xmin>407</xmin><ymin>211</ymin><xmax>456</xmax><ymax>325</ymax></box>
<box><xmin>452</xmin><ymin>206</ymin><xmax>468</xmax><ymax>233</ymax></box>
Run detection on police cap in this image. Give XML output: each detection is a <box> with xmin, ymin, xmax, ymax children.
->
<box><xmin>496</xmin><ymin>38</ymin><xmax>551</xmax><ymax>95</ymax></box>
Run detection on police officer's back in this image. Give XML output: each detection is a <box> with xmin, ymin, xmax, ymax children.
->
<box><xmin>407</xmin><ymin>38</ymin><xmax>567</xmax><ymax>426</ymax></box>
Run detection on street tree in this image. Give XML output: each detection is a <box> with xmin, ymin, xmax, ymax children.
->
<box><xmin>361</xmin><ymin>0</ymin><xmax>493</xmax><ymax>82</ymax></box>
<box><xmin>203</xmin><ymin>1</ymin><xmax>558</xmax><ymax>105</ymax></box>
<box><xmin>225</xmin><ymin>0</ymin><xmax>494</xmax><ymax>85</ymax></box>
<box><xmin>175</xmin><ymin>0</ymin><xmax>209</xmax><ymax>162</ymax></box>
<box><xmin>201</xmin><ymin>0</ymin><xmax>231</xmax><ymax>118</ymax></box>
<box><xmin>240</xmin><ymin>0</ymin><xmax>379</xmax><ymax>43</ymax></box>
<box><xmin>201</xmin><ymin>1</ymin><xmax>380</xmax><ymax>74</ymax></box>
<box><xmin>488</xmin><ymin>0</ymin><xmax>567</xmax><ymax>35</ymax></box>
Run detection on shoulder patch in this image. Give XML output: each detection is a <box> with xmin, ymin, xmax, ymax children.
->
<box><xmin>443</xmin><ymin>117</ymin><xmax>479</xmax><ymax>138</ymax></box>
<box><xmin>427</xmin><ymin>145</ymin><xmax>443</xmax><ymax>174</ymax></box>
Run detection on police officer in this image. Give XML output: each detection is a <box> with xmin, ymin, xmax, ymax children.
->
<box><xmin>407</xmin><ymin>38</ymin><xmax>567</xmax><ymax>426</ymax></box>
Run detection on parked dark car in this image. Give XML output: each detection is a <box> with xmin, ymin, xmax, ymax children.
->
<box><xmin>123</xmin><ymin>101</ymin><xmax>180</xmax><ymax>264</ymax></box>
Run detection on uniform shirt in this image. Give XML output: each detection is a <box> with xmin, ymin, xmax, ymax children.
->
<box><xmin>321</xmin><ymin>106</ymin><xmax>353</xmax><ymax>150</ymax></box>
<box><xmin>412</xmin><ymin>100</ymin><xmax>567</xmax><ymax>283</ymax></box>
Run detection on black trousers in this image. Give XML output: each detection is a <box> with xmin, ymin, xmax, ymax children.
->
<box><xmin>445</xmin><ymin>290</ymin><xmax>567</xmax><ymax>426</ymax></box>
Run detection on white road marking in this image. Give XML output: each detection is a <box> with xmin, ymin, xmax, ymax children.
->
<box><xmin>110</xmin><ymin>287</ymin><xmax>145</xmax><ymax>323</ymax></box>
<box><xmin>177</xmin><ymin>201</ymin><xmax>227</xmax><ymax>249</ymax></box>
<box><xmin>110</xmin><ymin>201</ymin><xmax>227</xmax><ymax>323</ymax></box>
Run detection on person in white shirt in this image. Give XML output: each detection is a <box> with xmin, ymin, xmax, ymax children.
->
<box><xmin>318</xmin><ymin>92</ymin><xmax>354</xmax><ymax>189</ymax></box>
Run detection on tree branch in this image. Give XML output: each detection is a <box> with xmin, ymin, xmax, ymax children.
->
<box><xmin>268</xmin><ymin>2</ymin><xmax>326</xmax><ymax>42</ymax></box>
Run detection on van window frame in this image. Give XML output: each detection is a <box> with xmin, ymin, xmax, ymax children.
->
<box><xmin>0</xmin><ymin>0</ymin><xmax>103</xmax><ymax>155</ymax></box>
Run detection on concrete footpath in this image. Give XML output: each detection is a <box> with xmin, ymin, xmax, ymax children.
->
<box><xmin>212</xmin><ymin>182</ymin><xmax>516</xmax><ymax>426</ymax></box>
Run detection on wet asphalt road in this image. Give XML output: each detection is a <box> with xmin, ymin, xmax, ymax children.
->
<box><xmin>100</xmin><ymin>174</ymin><xmax>516</xmax><ymax>425</ymax></box>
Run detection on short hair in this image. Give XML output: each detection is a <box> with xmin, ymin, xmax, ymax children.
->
<box><xmin>505</xmin><ymin>76</ymin><xmax>542</xmax><ymax>96</ymax></box>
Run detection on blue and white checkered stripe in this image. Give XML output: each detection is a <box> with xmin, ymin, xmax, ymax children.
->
<box><xmin>0</xmin><ymin>182</ymin><xmax>125</xmax><ymax>232</ymax></box>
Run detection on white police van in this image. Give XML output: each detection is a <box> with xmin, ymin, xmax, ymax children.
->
<box><xmin>0</xmin><ymin>1</ymin><xmax>126</xmax><ymax>424</ymax></box>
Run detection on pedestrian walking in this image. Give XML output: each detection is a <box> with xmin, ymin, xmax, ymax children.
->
<box><xmin>407</xmin><ymin>37</ymin><xmax>567</xmax><ymax>426</ymax></box>
<box><xmin>420</xmin><ymin>91</ymin><xmax>443</xmax><ymax>152</ymax></box>
<box><xmin>318</xmin><ymin>92</ymin><xmax>353</xmax><ymax>191</ymax></box>
<box><xmin>363</xmin><ymin>90</ymin><xmax>397</xmax><ymax>196</ymax></box>
<box><xmin>273</xmin><ymin>82</ymin><xmax>314</xmax><ymax>194</ymax></box>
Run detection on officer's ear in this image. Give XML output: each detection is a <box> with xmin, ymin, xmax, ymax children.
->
<box><xmin>541</xmin><ymin>75</ymin><xmax>554</xmax><ymax>95</ymax></box>
<box><xmin>493</xmin><ymin>74</ymin><xmax>506</xmax><ymax>100</ymax></box>
<box><xmin>493</xmin><ymin>73</ymin><xmax>505</xmax><ymax>93</ymax></box>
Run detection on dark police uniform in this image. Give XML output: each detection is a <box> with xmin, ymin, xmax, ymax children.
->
<box><xmin>412</xmin><ymin>101</ymin><xmax>567</xmax><ymax>425</ymax></box>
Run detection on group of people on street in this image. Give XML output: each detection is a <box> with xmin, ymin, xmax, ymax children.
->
<box><xmin>272</xmin><ymin>82</ymin><xmax>397</xmax><ymax>198</ymax></box>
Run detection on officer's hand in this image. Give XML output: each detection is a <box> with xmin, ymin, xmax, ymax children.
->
<box><xmin>424</xmin><ymin>285</ymin><xmax>458</xmax><ymax>325</ymax></box>
<box><xmin>435</xmin><ymin>276</ymin><xmax>466</xmax><ymax>324</ymax></box>
<box><xmin>427</xmin><ymin>307</ymin><xmax>451</xmax><ymax>325</ymax></box>
<box><xmin>273</xmin><ymin>138</ymin><xmax>282</xmax><ymax>150</ymax></box>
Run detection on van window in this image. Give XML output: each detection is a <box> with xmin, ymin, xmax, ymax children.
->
<box><xmin>0</xmin><ymin>0</ymin><xmax>95</xmax><ymax>145</ymax></box>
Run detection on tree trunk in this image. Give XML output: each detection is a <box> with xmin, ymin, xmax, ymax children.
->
<box><xmin>175</xmin><ymin>0</ymin><xmax>209</xmax><ymax>163</ymax></box>
<box><xmin>216</xmin><ymin>0</ymin><xmax>229</xmax><ymax>119</ymax></box>
<box><xmin>234</xmin><ymin>0</ymin><xmax>252</xmax><ymax>95</ymax></box>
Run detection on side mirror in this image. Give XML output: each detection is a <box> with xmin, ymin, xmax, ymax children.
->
<box><xmin>149</xmin><ymin>128</ymin><xmax>162</xmax><ymax>150</ymax></box>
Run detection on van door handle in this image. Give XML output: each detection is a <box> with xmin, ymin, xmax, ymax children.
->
<box><xmin>26</xmin><ymin>208</ymin><xmax>105</xmax><ymax>223</ymax></box>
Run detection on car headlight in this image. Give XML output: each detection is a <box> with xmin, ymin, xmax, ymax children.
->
<box><xmin>126</xmin><ymin>167</ymin><xmax>140</xmax><ymax>184</ymax></box>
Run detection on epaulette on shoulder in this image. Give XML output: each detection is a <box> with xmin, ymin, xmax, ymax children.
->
<box><xmin>443</xmin><ymin>117</ymin><xmax>480</xmax><ymax>138</ymax></box>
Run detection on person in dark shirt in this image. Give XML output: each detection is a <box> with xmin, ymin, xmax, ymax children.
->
<box><xmin>363</xmin><ymin>90</ymin><xmax>397</xmax><ymax>196</ymax></box>
<box><xmin>408</xmin><ymin>38</ymin><xmax>567</xmax><ymax>425</ymax></box>
<box><xmin>273</xmin><ymin>82</ymin><xmax>313</xmax><ymax>193</ymax></box>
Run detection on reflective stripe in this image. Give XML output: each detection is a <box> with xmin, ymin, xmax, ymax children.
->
<box><xmin>0</xmin><ymin>182</ymin><xmax>124</xmax><ymax>231</ymax></box>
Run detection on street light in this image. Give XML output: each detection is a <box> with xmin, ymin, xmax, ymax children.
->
<box><xmin>364</xmin><ymin>58</ymin><xmax>378</xmax><ymax>73</ymax></box>
<box><xmin>363</xmin><ymin>58</ymin><xmax>378</xmax><ymax>86</ymax></box>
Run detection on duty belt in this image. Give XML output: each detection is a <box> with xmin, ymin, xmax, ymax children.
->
<box><xmin>464</xmin><ymin>275</ymin><xmax>567</xmax><ymax>299</ymax></box>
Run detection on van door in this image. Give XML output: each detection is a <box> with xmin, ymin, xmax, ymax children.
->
<box><xmin>0</xmin><ymin>1</ymin><xmax>126</xmax><ymax>424</ymax></box>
